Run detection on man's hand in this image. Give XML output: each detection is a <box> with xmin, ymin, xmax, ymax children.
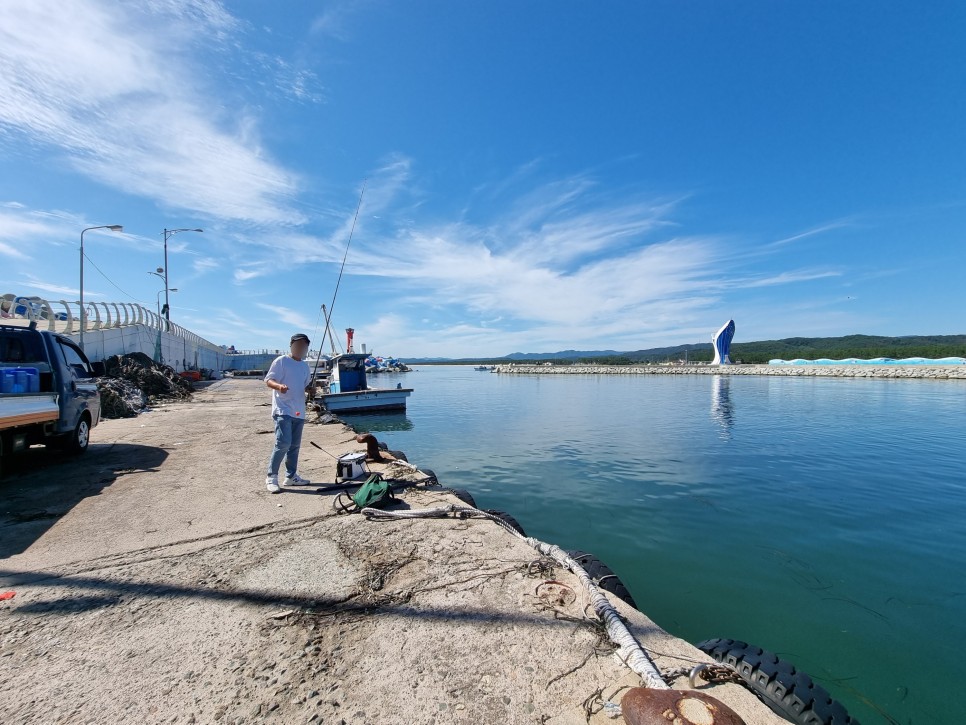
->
<box><xmin>267</xmin><ymin>379</ymin><xmax>289</xmax><ymax>393</ymax></box>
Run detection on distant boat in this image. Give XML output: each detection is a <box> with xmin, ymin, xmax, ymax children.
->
<box><xmin>318</xmin><ymin>353</ymin><xmax>413</xmax><ymax>413</ymax></box>
<box><xmin>474</xmin><ymin>365</ymin><xmax>494</xmax><ymax>371</ymax></box>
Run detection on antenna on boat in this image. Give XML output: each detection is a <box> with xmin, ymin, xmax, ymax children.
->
<box><xmin>312</xmin><ymin>178</ymin><xmax>367</xmax><ymax>382</ymax></box>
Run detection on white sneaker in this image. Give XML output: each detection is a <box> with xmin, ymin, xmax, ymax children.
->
<box><xmin>284</xmin><ymin>473</ymin><xmax>311</xmax><ymax>486</ymax></box>
<box><xmin>265</xmin><ymin>475</ymin><xmax>281</xmax><ymax>493</ymax></box>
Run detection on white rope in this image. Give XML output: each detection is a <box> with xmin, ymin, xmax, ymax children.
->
<box><xmin>362</xmin><ymin>504</ymin><xmax>669</xmax><ymax>690</ymax></box>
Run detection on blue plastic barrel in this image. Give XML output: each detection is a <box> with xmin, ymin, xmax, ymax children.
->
<box><xmin>0</xmin><ymin>370</ymin><xmax>12</xmax><ymax>394</ymax></box>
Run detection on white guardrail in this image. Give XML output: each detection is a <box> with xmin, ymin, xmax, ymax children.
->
<box><xmin>1</xmin><ymin>293</ymin><xmax>224</xmax><ymax>361</ymax></box>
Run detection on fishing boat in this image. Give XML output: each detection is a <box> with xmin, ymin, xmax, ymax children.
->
<box><xmin>318</xmin><ymin>352</ymin><xmax>413</xmax><ymax>413</ymax></box>
<box><xmin>474</xmin><ymin>365</ymin><xmax>493</xmax><ymax>371</ymax></box>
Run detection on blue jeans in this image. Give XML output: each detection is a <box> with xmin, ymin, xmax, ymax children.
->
<box><xmin>267</xmin><ymin>414</ymin><xmax>305</xmax><ymax>478</ymax></box>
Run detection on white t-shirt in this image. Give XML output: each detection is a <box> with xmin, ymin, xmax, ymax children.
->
<box><xmin>264</xmin><ymin>355</ymin><xmax>312</xmax><ymax>418</ymax></box>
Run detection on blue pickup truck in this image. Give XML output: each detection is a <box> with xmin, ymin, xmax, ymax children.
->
<box><xmin>0</xmin><ymin>323</ymin><xmax>102</xmax><ymax>470</ymax></box>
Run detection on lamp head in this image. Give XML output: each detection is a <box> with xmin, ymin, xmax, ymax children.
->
<box><xmin>107</xmin><ymin>225</ymin><xmax>123</xmax><ymax>232</ymax></box>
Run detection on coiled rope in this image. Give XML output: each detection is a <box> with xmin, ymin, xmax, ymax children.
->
<box><xmin>362</xmin><ymin>503</ymin><xmax>669</xmax><ymax>690</ymax></box>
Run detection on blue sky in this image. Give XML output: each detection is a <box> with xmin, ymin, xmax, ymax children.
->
<box><xmin>1</xmin><ymin>1</ymin><xmax>964</xmax><ymax>358</ymax></box>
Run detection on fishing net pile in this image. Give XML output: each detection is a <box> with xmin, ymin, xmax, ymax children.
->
<box><xmin>96</xmin><ymin>353</ymin><xmax>193</xmax><ymax>418</ymax></box>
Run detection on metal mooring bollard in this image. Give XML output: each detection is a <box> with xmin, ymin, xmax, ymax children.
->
<box><xmin>621</xmin><ymin>688</ymin><xmax>746</xmax><ymax>725</ymax></box>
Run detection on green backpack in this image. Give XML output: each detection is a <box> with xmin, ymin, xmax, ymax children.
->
<box><xmin>352</xmin><ymin>474</ymin><xmax>395</xmax><ymax>509</ymax></box>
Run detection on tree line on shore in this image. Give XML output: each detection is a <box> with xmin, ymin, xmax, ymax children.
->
<box><xmin>420</xmin><ymin>334</ymin><xmax>966</xmax><ymax>366</ymax></box>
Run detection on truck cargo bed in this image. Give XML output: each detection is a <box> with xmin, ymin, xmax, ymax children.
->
<box><xmin>0</xmin><ymin>394</ymin><xmax>60</xmax><ymax>431</ymax></box>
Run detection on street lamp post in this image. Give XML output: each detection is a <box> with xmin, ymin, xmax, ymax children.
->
<box><xmin>80</xmin><ymin>224</ymin><xmax>123</xmax><ymax>351</ymax></box>
<box><xmin>151</xmin><ymin>286</ymin><xmax>178</xmax><ymax>364</ymax></box>
<box><xmin>155</xmin><ymin>287</ymin><xmax>178</xmax><ymax>319</ymax></box>
<box><xmin>161</xmin><ymin>228</ymin><xmax>203</xmax><ymax>326</ymax></box>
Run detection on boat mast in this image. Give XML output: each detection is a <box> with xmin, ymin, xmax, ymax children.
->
<box><xmin>312</xmin><ymin>179</ymin><xmax>367</xmax><ymax>378</ymax></box>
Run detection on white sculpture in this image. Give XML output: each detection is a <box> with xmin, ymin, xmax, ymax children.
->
<box><xmin>712</xmin><ymin>320</ymin><xmax>735</xmax><ymax>365</ymax></box>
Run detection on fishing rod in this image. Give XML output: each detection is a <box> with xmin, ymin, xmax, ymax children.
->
<box><xmin>311</xmin><ymin>179</ymin><xmax>368</xmax><ymax>382</ymax></box>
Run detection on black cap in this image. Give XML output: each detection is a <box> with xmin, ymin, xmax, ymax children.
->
<box><xmin>290</xmin><ymin>333</ymin><xmax>310</xmax><ymax>345</ymax></box>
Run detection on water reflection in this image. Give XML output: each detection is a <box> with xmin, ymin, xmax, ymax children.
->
<box><xmin>710</xmin><ymin>375</ymin><xmax>734</xmax><ymax>438</ymax></box>
<box><xmin>342</xmin><ymin>412</ymin><xmax>414</xmax><ymax>433</ymax></box>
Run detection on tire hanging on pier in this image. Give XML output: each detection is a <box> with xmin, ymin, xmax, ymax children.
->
<box><xmin>484</xmin><ymin>510</ymin><xmax>526</xmax><ymax>537</ymax></box>
<box><xmin>696</xmin><ymin>638</ymin><xmax>859</xmax><ymax>725</ymax></box>
<box><xmin>566</xmin><ymin>551</ymin><xmax>638</xmax><ymax>609</ymax></box>
<box><xmin>447</xmin><ymin>489</ymin><xmax>476</xmax><ymax>507</ymax></box>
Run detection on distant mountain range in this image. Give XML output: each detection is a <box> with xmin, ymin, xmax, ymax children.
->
<box><xmin>404</xmin><ymin>349</ymin><xmax>624</xmax><ymax>363</ymax></box>
<box><xmin>405</xmin><ymin>334</ymin><xmax>966</xmax><ymax>365</ymax></box>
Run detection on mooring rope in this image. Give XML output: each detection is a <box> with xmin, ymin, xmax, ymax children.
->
<box><xmin>361</xmin><ymin>504</ymin><xmax>669</xmax><ymax>690</ymax></box>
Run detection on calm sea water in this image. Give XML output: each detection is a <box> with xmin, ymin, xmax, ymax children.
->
<box><xmin>347</xmin><ymin>365</ymin><xmax>966</xmax><ymax>724</ymax></box>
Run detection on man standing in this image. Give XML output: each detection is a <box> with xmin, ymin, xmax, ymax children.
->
<box><xmin>264</xmin><ymin>333</ymin><xmax>315</xmax><ymax>493</ymax></box>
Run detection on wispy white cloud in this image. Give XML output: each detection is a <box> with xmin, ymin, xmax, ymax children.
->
<box><xmin>250</xmin><ymin>54</ymin><xmax>325</xmax><ymax>104</ymax></box>
<box><xmin>220</xmin><ymin>158</ymin><xmax>856</xmax><ymax>355</ymax></box>
<box><xmin>740</xmin><ymin>269</ymin><xmax>842</xmax><ymax>288</ymax></box>
<box><xmin>0</xmin><ymin>204</ymin><xmax>159</xmax><ymax>258</ymax></box>
<box><xmin>192</xmin><ymin>258</ymin><xmax>220</xmax><ymax>274</ymax></box>
<box><xmin>0</xmin><ymin>0</ymin><xmax>302</xmax><ymax>225</ymax></box>
<box><xmin>0</xmin><ymin>273</ymin><xmax>105</xmax><ymax>299</ymax></box>
<box><xmin>768</xmin><ymin>220</ymin><xmax>854</xmax><ymax>247</ymax></box>
<box><xmin>233</xmin><ymin>267</ymin><xmax>268</xmax><ymax>283</ymax></box>
<box><xmin>227</xmin><ymin>155</ymin><xmax>417</xmax><ymax>280</ymax></box>
<box><xmin>0</xmin><ymin>241</ymin><xmax>29</xmax><ymax>260</ymax></box>
<box><xmin>254</xmin><ymin>303</ymin><xmax>316</xmax><ymax>330</ymax></box>
<box><xmin>310</xmin><ymin>0</ymin><xmax>368</xmax><ymax>40</ymax></box>
<box><xmin>180</xmin><ymin>307</ymin><xmax>286</xmax><ymax>347</ymax></box>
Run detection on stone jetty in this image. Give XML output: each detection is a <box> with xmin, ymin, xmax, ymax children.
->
<box><xmin>495</xmin><ymin>363</ymin><xmax>966</xmax><ymax>379</ymax></box>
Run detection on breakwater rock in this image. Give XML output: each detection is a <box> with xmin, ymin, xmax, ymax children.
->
<box><xmin>494</xmin><ymin>364</ymin><xmax>966</xmax><ymax>379</ymax></box>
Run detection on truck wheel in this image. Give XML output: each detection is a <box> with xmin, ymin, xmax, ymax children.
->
<box><xmin>65</xmin><ymin>414</ymin><xmax>91</xmax><ymax>455</ymax></box>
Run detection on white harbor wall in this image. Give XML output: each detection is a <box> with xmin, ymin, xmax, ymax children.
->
<box><xmin>66</xmin><ymin>325</ymin><xmax>228</xmax><ymax>372</ymax></box>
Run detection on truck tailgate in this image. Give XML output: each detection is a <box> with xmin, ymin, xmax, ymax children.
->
<box><xmin>0</xmin><ymin>394</ymin><xmax>60</xmax><ymax>431</ymax></box>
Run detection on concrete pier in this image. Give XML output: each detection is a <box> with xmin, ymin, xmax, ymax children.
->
<box><xmin>0</xmin><ymin>379</ymin><xmax>788</xmax><ymax>724</ymax></box>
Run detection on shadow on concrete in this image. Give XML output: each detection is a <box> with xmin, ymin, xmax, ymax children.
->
<box><xmin>0</xmin><ymin>568</ymin><xmax>659</xmax><ymax>635</ymax></box>
<box><xmin>0</xmin><ymin>442</ymin><xmax>168</xmax><ymax>559</ymax></box>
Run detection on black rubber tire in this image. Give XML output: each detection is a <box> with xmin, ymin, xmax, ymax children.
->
<box><xmin>63</xmin><ymin>414</ymin><xmax>92</xmax><ymax>455</ymax></box>
<box><xmin>484</xmin><ymin>509</ymin><xmax>526</xmax><ymax>537</ymax></box>
<box><xmin>420</xmin><ymin>468</ymin><xmax>438</xmax><ymax>485</ymax></box>
<box><xmin>567</xmin><ymin>551</ymin><xmax>638</xmax><ymax>609</ymax></box>
<box><xmin>449</xmin><ymin>488</ymin><xmax>476</xmax><ymax>507</ymax></box>
<box><xmin>389</xmin><ymin>450</ymin><xmax>408</xmax><ymax>462</ymax></box>
<box><xmin>696</xmin><ymin>638</ymin><xmax>859</xmax><ymax>725</ymax></box>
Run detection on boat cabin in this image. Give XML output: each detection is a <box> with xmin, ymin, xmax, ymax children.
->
<box><xmin>329</xmin><ymin>353</ymin><xmax>369</xmax><ymax>393</ymax></box>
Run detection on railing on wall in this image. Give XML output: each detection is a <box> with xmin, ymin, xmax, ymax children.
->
<box><xmin>1</xmin><ymin>293</ymin><xmax>224</xmax><ymax>358</ymax></box>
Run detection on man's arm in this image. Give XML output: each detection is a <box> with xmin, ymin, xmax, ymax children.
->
<box><xmin>264</xmin><ymin>357</ymin><xmax>289</xmax><ymax>393</ymax></box>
